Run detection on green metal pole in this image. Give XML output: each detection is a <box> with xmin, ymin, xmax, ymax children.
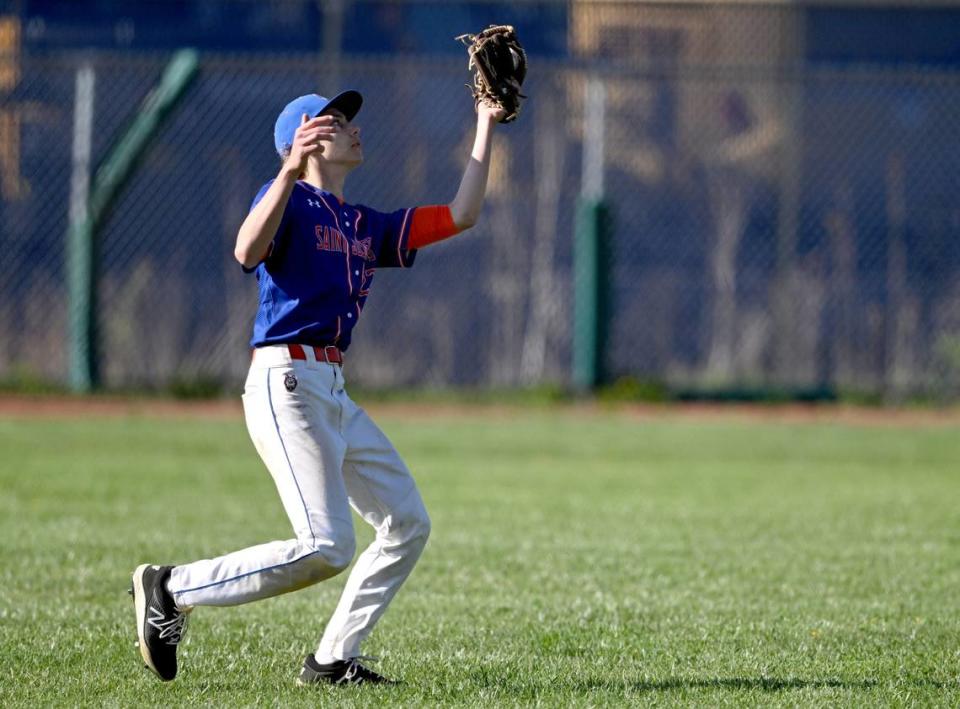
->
<box><xmin>573</xmin><ymin>197</ymin><xmax>611</xmax><ymax>392</ymax></box>
<box><xmin>67</xmin><ymin>218</ymin><xmax>97</xmax><ymax>391</ymax></box>
<box><xmin>87</xmin><ymin>49</ymin><xmax>200</xmax><ymax>228</ymax></box>
<box><xmin>66</xmin><ymin>49</ymin><xmax>199</xmax><ymax>392</ymax></box>
<box><xmin>68</xmin><ymin>61</ymin><xmax>97</xmax><ymax>392</ymax></box>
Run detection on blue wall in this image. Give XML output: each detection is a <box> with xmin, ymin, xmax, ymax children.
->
<box><xmin>807</xmin><ymin>7</ymin><xmax>960</xmax><ymax>66</ymax></box>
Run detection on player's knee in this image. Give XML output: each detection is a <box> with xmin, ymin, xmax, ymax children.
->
<box><xmin>413</xmin><ymin>508</ymin><xmax>431</xmax><ymax>545</ymax></box>
<box><xmin>296</xmin><ymin>552</ymin><xmax>329</xmax><ymax>586</ymax></box>
<box><xmin>394</xmin><ymin>503</ymin><xmax>431</xmax><ymax>549</ymax></box>
<box><xmin>300</xmin><ymin>531</ymin><xmax>355</xmax><ymax>577</ymax></box>
<box><xmin>325</xmin><ymin>536</ymin><xmax>357</xmax><ymax>573</ymax></box>
<box><xmin>298</xmin><ymin>547</ymin><xmax>353</xmax><ymax>583</ymax></box>
<box><xmin>323</xmin><ymin>530</ymin><xmax>357</xmax><ymax>574</ymax></box>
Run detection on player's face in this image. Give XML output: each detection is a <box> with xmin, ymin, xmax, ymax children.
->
<box><xmin>320</xmin><ymin>108</ymin><xmax>363</xmax><ymax>168</ymax></box>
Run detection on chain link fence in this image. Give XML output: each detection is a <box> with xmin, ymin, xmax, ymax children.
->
<box><xmin>2</xmin><ymin>1</ymin><xmax>960</xmax><ymax>399</ymax></box>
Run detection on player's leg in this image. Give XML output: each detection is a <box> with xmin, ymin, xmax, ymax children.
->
<box><xmin>169</xmin><ymin>363</ymin><xmax>356</xmax><ymax>607</ymax></box>
<box><xmin>309</xmin><ymin>390</ymin><xmax>431</xmax><ymax>669</ymax></box>
<box><xmin>132</xmin><ymin>359</ymin><xmax>355</xmax><ymax>681</ymax></box>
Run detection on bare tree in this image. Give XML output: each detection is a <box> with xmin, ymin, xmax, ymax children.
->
<box><xmin>884</xmin><ymin>151</ymin><xmax>918</xmax><ymax>400</ymax></box>
<box><xmin>520</xmin><ymin>92</ymin><xmax>567</xmax><ymax>385</ymax></box>
<box><xmin>702</xmin><ymin>89</ymin><xmax>781</xmax><ymax>383</ymax></box>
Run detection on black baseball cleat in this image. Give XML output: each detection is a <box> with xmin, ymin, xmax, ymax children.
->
<box><xmin>297</xmin><ymin>653</ymin><xmax>399</xmax><ymax>686</ymax></box>
<box><xmin>130</xmin><ymin>564</ymin><xmax>187</xmax><ymax>681</ymax></box>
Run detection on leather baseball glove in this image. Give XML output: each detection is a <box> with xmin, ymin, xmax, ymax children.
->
<box><xmin>456</xmin><ymin>25</ymin><xmax>527</xmax><ymax>123</ymax></box>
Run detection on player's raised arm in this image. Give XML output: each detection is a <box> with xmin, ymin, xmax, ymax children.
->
<box><xmin>401</xmin><ymin>103</ymin><xmax>505</xmax><ymax>251</ymax></box>
<box><xmin>447</xmin><ymin>25</ymin><xmax>526</xmax><ymax>232</ymax></box>
<box><xmin>447</xmin><ymin>102</ymin><xmax>505</xmax><ymax>231</ymax></box>
<box><xmin>234</xmin><ymin>114</ymin><xmax>338</xmax><ymax>268</ymax></box>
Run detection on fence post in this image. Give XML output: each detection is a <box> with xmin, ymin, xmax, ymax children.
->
<box><xmin>67</xmin><ymin>62</ymin><xmax>96</xmax><ymax>392</ymax></box>
<box><xmin>65</xmin><ymin>49</ymin><xmax>200</xmax><ymax>392</ymax></box>
<box><xmin>573</xmin><ymin>197</ymin><xmax>611</xmax><ymax>391</ymax></box>
<box><xmin>573</xmin><ymin>77</ymin><xmax>611</xmax><ymax>392</ymax></box>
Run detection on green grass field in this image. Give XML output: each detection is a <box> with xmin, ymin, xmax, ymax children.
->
<box><xmin>1</xmin><ymin>404</ymin><xmax>958</xmax><ymax>707</ymax></box>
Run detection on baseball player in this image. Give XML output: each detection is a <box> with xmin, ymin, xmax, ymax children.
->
<box><xmin>131</xmin><ymin>90</ymin><xmax>506</xmax><ymax>685</ymax></box>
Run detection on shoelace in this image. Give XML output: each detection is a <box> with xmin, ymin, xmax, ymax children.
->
<box><xmin>149</xmin><ymin>606</ymin><xmax>188</xmax><ymax>646</ymax></box>
<box><xmin>339</xmin><ymin>656</ymin><xmax>382</xmax><ymax>684</ymax></box>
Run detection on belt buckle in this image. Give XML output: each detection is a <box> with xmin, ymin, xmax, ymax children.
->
<box><xmin>310</xmin><ymin>345</ymin><xmax>339</xmax><ymax>364</ymax></box>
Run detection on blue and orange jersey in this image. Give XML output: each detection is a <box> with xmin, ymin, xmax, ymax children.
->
<box><xmin>244</xmin><ymin>180</ymin><xmax>459</xmax><ymax>351</ymax></box>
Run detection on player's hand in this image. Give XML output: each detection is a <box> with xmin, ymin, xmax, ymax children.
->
<box><xmin>287</xmin><ymin>113</ymin><xmax>339</xmax><ymax>173</ymax></box>
<box><xmin>477</xmin><ymin>100</ymin><xmax>507</xmax><ymax>124</ymax></box>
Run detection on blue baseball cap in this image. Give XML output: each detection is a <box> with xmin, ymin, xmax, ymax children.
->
<box><xmin>273</xmin><ymin>90</ymin><xmax>363</xmax><ymax>156</ymax></box>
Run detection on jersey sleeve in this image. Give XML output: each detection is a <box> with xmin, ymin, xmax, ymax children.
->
<box><xmin>407</xmin><ymin>205</ymin><xmax>461</xmax><ymax>249</ymax></box>
<box><xmin>241</xmin><ymin>180</ymin><xmax>293</xmax><ymax>274</ymax></box>
<box><xmin>375</xmin><ymin>207</ymin><xmax>418</xmax><ymax>269</ymax></box>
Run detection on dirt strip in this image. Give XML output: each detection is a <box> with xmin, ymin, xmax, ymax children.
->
<box><xmin>1</xmin><ymin>395</ymin><xmax>958</xmax><ymax>428</ymax></box>
<box><xmin>0</xmin><ymin>395</ymin><xmax>243</xmax><ymax>419</ymax></box>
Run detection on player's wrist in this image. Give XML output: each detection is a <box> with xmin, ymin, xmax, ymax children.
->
<box><xmin>475</xmin><ymin>115</ymin><xmax>495</xmax><ymax>141</ymax></box>
<box><xmin>277</xmin><ymin>161</ymin><xmax>302</xmax><ymax>182</ymax></box>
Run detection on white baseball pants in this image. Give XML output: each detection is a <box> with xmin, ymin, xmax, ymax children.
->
<box><xmin>167</xmin><ymin>344</ymin><xmax>431</xmax><ymax>661</ymax></box>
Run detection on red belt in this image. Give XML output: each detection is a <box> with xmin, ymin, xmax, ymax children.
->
<box><xmin>287</xmin><ymin>344</ymin><xmax>343</xmax><ymax>365</ymax></box>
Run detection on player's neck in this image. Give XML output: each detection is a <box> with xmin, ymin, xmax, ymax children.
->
<box><xmin>303</xmin><ymin>164</ymin><xmax>347</xmax><ymax>202</ymax></box>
